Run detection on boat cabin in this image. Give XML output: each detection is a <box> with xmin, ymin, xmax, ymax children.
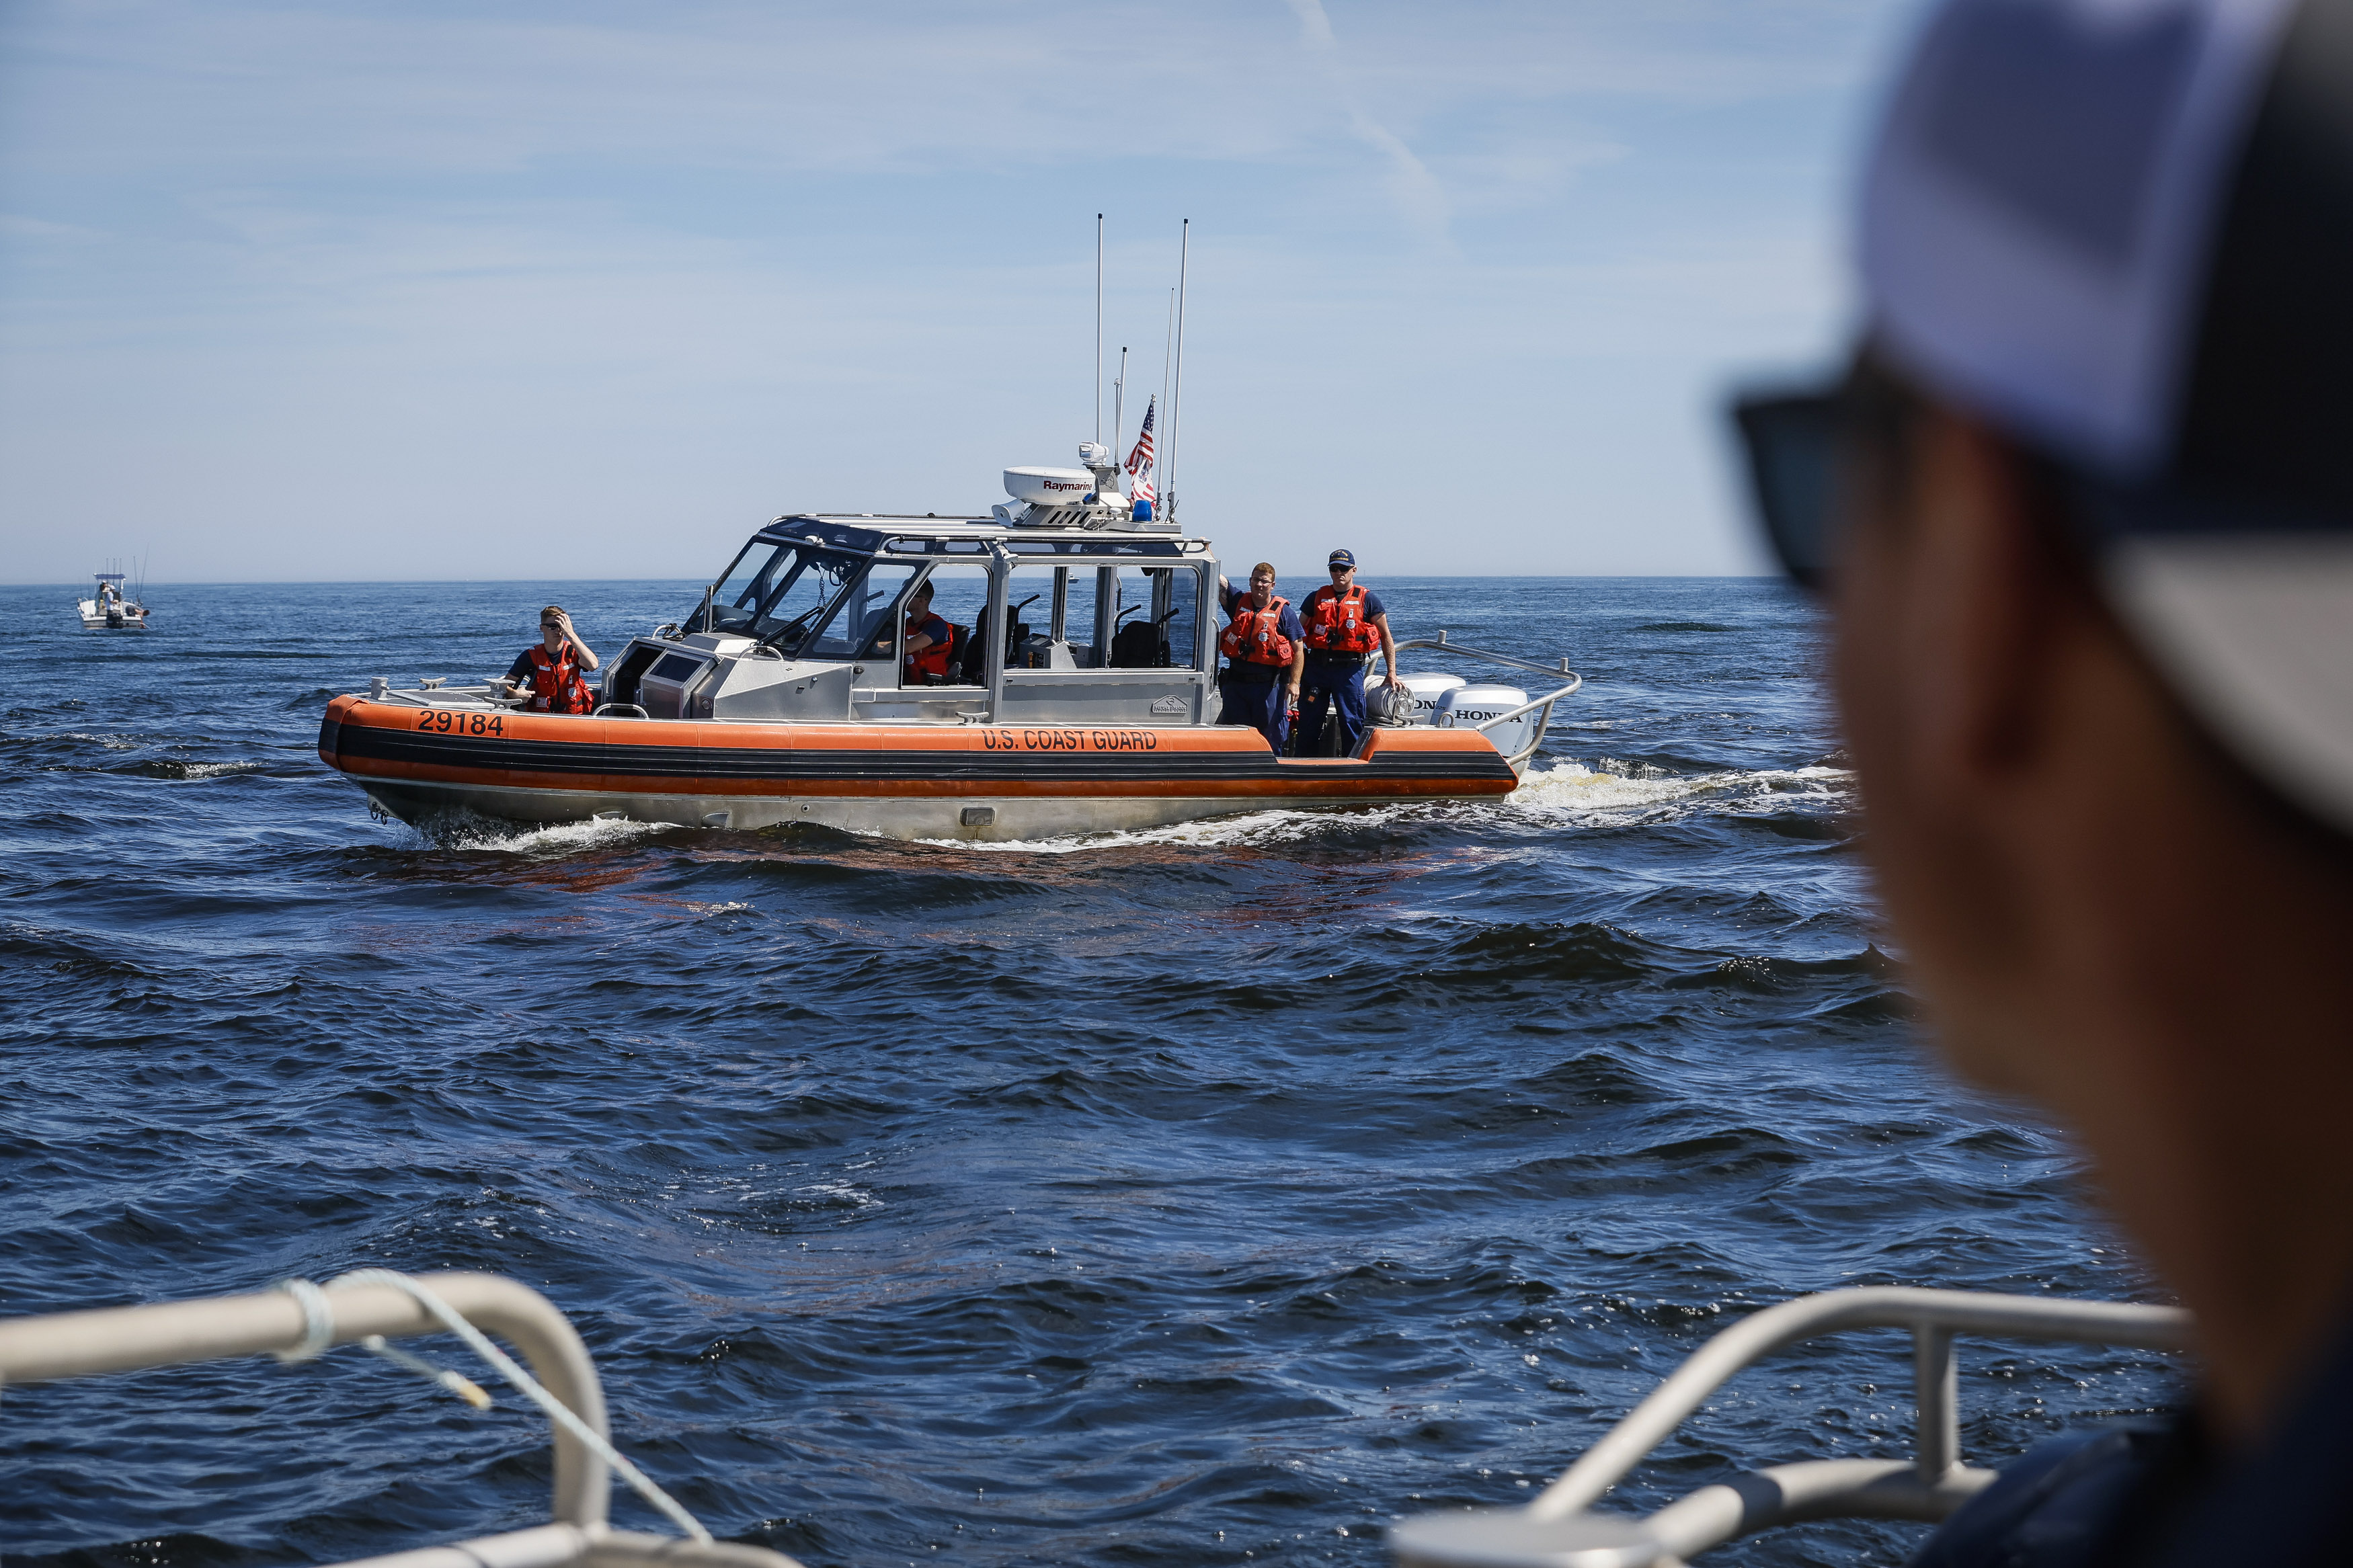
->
<box><xmin>601</xmin><ymin>513</ymin><xmax>1222</xmax><ymax>729</ymax></box>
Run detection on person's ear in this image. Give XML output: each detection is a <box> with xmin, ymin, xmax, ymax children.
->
<box><xmin>1901</xmin><ymin>413</ymin><xmax>2060</xmax><ymax>799</ymax></box>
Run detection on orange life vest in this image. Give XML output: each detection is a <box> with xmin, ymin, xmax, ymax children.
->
<box><xmin>906</xmin><ymin>612</ymin><xmax>953</xmax><ymax>681</ymax></box>
<box><xmin>1302</xmin><ymin>583</ymin><xmax>1378</xmax><ymax>655</ymax></box>
<box><xmin>528</xmin><ymin>644</ymin><xmax>595</xmax><ymax>714</ymax></box>
<box><xmin>1220</xmin><ymin>594</ymin><xmax>1295</xmax><ymax>668</ymax></box>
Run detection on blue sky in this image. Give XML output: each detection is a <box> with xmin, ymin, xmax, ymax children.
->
<box><xmin>0</xmin><ymin>1</ymin><xmax>1924</xmax><ymax>585</ymax></box>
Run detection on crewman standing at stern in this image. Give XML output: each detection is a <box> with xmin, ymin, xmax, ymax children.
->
<box><xmin>1218</xmin><ymin>563</ymin><xmax>1305</xmax><ymax>751</ymax></box>
<box><xmin>1297</xmin><ymin>548</ymin><xmax>1396</xmax><ymax>756</ymax></box>
<box><xmin>500</xmin><ymin>606</ymin><xmax>601</xmax><ymax>714</ymax></box>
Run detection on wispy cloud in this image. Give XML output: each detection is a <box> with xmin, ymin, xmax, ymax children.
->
<box><xmin>1279</xmin><ymin>0</ymin><xmax>1453</xmax><ymax>247</ymax></box>
<box><xmin>0</xmin><ymin>0</ymin><xmax>1921</xmax><ymax>581</ymax></box>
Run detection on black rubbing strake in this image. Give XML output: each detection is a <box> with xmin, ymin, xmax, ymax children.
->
<box><xmin>330</xmin><ymin>724</ymin><xmax>1518</xmax><ymax>786</ymax></box>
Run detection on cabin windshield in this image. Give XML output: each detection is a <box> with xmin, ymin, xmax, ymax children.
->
<box><xmin>691</xmin><ymin>540</ymin><xmax>928</xmax><ymax>660</ymax></box>
<box><xmin>694</xmin><ymin>541</ymin><xmax>865</xmax><ymax>647</ymax></box>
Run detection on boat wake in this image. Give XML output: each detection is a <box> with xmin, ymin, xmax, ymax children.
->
<box><xmin>402</xmin><ymin>812</ymin><xmax>666</xmax><ymax>856</ymax></box>
<box><xmin>1508</xmin><ymin>759</ymin><xmax>1851</xmax><ymax>825</ymax></box>
<box><xmin>926</xmin><ymin>759</ymin><xmax>1851</xmax><ymax>854</ymax></box>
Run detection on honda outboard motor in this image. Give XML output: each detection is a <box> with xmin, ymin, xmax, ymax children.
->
<box><xmin>1435</xmin><ymin>682</ymin><xmax>1536</xmax><ymax>759</ymax></box>
<box><xmin>1371</xmin><ymin>672</ymin><xmax>1466</xmax><ymax>726</ymax></box>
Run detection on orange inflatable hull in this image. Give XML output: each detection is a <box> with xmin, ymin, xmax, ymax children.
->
<box><xmin>317</xmin><ymin>698</ymin><xmax>1519</xmax><ymax>839</ymax></box>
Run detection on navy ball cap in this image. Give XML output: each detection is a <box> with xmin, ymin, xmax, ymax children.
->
<box><xmin>1862</xmin><ymin>0</ymin><xmax>2353</xmax><ymax>832</ymax></box>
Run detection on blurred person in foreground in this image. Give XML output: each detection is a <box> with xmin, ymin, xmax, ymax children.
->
<box><xmin>1735</xmin><ymin>0</ymin><xmax>2353</xmax><ymax>1559</ymax></box>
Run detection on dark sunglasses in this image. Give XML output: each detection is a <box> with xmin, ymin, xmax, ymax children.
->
<box><xmin>1730</xmin><ymin>386</ymin><xmax>1846</xmax><ymax>592</ymax></box>
<box><xmin>1732</xmin><ymin>357</ymin><xmax>1936</xmax><ymax>592</ymax></box>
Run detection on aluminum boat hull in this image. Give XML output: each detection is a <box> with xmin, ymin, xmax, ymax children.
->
<box><xmin>319</xmin><ymin>696</ymin><xmax>1521</xmax><ymax>841</ymax></box>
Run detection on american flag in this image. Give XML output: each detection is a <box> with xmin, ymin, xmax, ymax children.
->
<box><xmin>1125</xmin><ymin>397</ymin><xmax>1156</xmax><ymax>502</ymax></box>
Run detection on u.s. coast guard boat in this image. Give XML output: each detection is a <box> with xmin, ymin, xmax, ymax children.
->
<box><xmin>318</xmin><ymin>446</ymin><xmax>1582</xmax><ymax>841</ymax></box>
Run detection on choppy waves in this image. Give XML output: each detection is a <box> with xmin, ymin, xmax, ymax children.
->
<box><xmin>0</xmin><ymin>579</ymin><xmax>2170</xmax><ymax>1568</ymax></box>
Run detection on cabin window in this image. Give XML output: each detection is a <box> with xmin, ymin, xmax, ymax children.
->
<box><xmin>900</xmin><ymin>563</ymin><xmax>990</xmax><ymax>688</ymax></box>
<box><xmin>1107</xmin><ymin>565</ymin><xmax>1204</xmax><ymax>670</ymax></box>
<box><xmin>695</xmin><ymin>540</ymin><xmax>790</xmax><ymax>634</ymax></box>
<box><xmin>798</xmin><ymin>559</ymin><xmax>920</xmax><ymax>662</ymax></box>
<box><xmin>696</xmin><ymin>540</ymin><xmax>867</xmax><ymax>646</ymax></box>
<box><xmin>1000</xmin><ymin>563</ymin><xmax>1121</xmax><ymax>669</ymax></box>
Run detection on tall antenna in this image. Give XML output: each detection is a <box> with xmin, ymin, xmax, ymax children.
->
<box><xmin>1094</xmin><ymin>213</ymin><xmax>1104</xmax><ymax>446</ymax></box>
<box><xmin>1160</xmin><ymin>286</ymin><xmax>1174</xmax><ymax>509</ymax></box>
<box><xmin>1113</xmin><ymin>345</ymin><xmax>1129</xmax><ymax>475</ymax></box>
<box><xmin>1168</xmin><ymin>218</ymin><xmax>1190</xmax><ymax>524</ymax></box>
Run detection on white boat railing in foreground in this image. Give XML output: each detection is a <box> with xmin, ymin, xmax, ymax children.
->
<box><xmin>1389</xmin><ymin>632</ymin><xmax>1585</xmax><ymax>769</ymax></box>
<box><xmin>1389</xmin><ymin>1286</ymin><xmax>2190</xmax><ymax>1568</ymax></box>
<box><xmin>0</xmin><ymin>1270</ymin><xmax>803</xmax><ymax>1568</ymax></box>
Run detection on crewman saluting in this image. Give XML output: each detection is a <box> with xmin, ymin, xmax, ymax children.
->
<box><xmin>1296</xmin><ymin>548</ymin><xmax>1396</xmax><ymax>756</ymax></box>
<box><xmin>500</xmin><ymin>605</ymin><xmax>600</xmax><ymax>714</ymax></box>
<box><xmin>1217</xmin><ymin>563</ymin><xmax>1305</xmax><ymax>752</ymax></box>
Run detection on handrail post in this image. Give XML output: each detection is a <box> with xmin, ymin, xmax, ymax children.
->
<box><xmin>1914</xmin><ymin>1324</ymin><xmax>1959</xmax><ymax>1482</ymax></box>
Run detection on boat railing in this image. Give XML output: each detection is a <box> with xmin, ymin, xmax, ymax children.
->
<box><xmin>1388</xmin><ymin>1286</ymin><xmax>2190</xmax><ymax>1567</ymax></box>
<box><xmin>0</xmin><ymin>1272</ymin><xmax>802</xmax><ymax>1568</ymax></box>
<box><xmin>1388</xmin><ymin>632</ymin><xmax>1585</xmax><ymax>768</ymax></box>
<box><xmin>364</xmin><ymin>682</ymin><xmax>527</xmax><ymax>710</ymax></box>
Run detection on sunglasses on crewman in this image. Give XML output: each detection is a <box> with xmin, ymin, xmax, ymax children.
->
<box><xmin>1730</xmin><ymin>385</ymin><xmax>1847</xmax><ymax>593</ymax></box>
<box><xmin>1730</xmin><ymin>354</ymin><xmax>1943</xmax><ymax>594</ymax></box>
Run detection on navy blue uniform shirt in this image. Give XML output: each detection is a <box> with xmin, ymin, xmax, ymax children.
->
<box><xmin>1914</xmin><ymin>1308</ymin><xmax>2353</xmax><ymax>1566</ymax></box>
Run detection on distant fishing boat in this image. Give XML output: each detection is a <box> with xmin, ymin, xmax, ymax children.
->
<box><xmin>76</xmin><ymin>571</ymin><xmax>149</xmax><ymax>630</ymax></box>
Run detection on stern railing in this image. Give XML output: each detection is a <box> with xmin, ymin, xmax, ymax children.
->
<box><xmin>0</xmin><ymin>1272</ymin><xmax>801</xmax><ymax>1568</ymax></box>
<box><xmin>1386</xmin><ymin>632</ymin><xmax>1585</xmax><ymax>769</ymax></box>
<box><xmin>1389</xmin><ymin>1286</ymin><xmax>2189</xmax><ymax>1567</ymax></box>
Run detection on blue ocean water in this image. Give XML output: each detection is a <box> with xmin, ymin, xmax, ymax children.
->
<box><xmin>0</xmin><ymin>577</ymin><xmax>2172</xmax><ymax>1568</ymax></box>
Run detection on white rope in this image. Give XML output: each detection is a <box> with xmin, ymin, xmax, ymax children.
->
<box><xmin>277</xmin><ymin>1268</ymin><xmax>713</xmax><ymax>1544</ymax></box>
<box><xmin>277</xmin><ymin>1278</ymin><xmax>493</xmax><ymax>1408</ymax></box>
<box><xmin>273</xmin><ymin>1278</ymin><xmax>335</xmax><ymax>1362</ymax></box>
<box><xmin>360</xmin><ymin>1334</ymin><xmax>494</xmax><ymax>1410</ymax></box>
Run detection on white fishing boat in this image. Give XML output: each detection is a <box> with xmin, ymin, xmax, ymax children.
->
<box><xmin>77</xmin><ymin>571</ymin><xmax>149</xmax><ymax>630</ymax></box>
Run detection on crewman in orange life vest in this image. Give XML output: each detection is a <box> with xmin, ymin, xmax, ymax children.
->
<box><xmin>497</xmin><ymin>605</ymin><xmax>602</xmax><ymax>714</ymax></box>
<box><xmin>900</xmin><ymin>581</ymin><xmax>955</xmax><ymax>684</ymax></box>
<box><xmin>1296</xmin><ymin>548</ymin><xmax>1397</xmax><ymax>757</ymax></box>
<box><xmin>1216</xmin><ymin>562</ymin><xmax>1305</xmax><ymax>751</ymax></box>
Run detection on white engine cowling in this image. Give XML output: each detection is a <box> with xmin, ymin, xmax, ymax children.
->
<box><xmin>1373</xmin><ymin>671</ymin><xmax>1466</xmax><ymax>725</ymax></box>
<box><xmin>1435</xmin><ymin>682</ymin><xmax>1536</xmax><ymax>759</ymax></box>
<box><xmin>1004</xmin><ymin>466</ymin><xmax>1097</xmax><ymax>505</ymax></box>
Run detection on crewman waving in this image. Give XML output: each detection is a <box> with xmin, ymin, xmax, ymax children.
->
<box><xmin>1216</xmin><ymin>563</ymin><xmax>1305</xmax><ymax>752</ymax></box>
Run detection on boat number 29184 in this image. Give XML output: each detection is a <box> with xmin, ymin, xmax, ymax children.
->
<box><xmin>414</xmin><ymin>710</ymin><xmax>506</xmax><ymax>736</ymax></box>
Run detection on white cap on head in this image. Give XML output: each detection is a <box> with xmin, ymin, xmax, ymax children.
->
<box><xmin>1860</xmin><ymin>0</ymin><xmax>2353</xmax><ymax>832</ymax></box>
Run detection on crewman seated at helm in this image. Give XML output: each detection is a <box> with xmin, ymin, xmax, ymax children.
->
<box><xmin>497</xmin><ymin>606</ymin><xmax>601</xmax><ymax>714</ymax></box>
<box><xmin>898</xmin><ymin>581</ymin><xmax>955</xmax><ymax>685</ymax></box>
